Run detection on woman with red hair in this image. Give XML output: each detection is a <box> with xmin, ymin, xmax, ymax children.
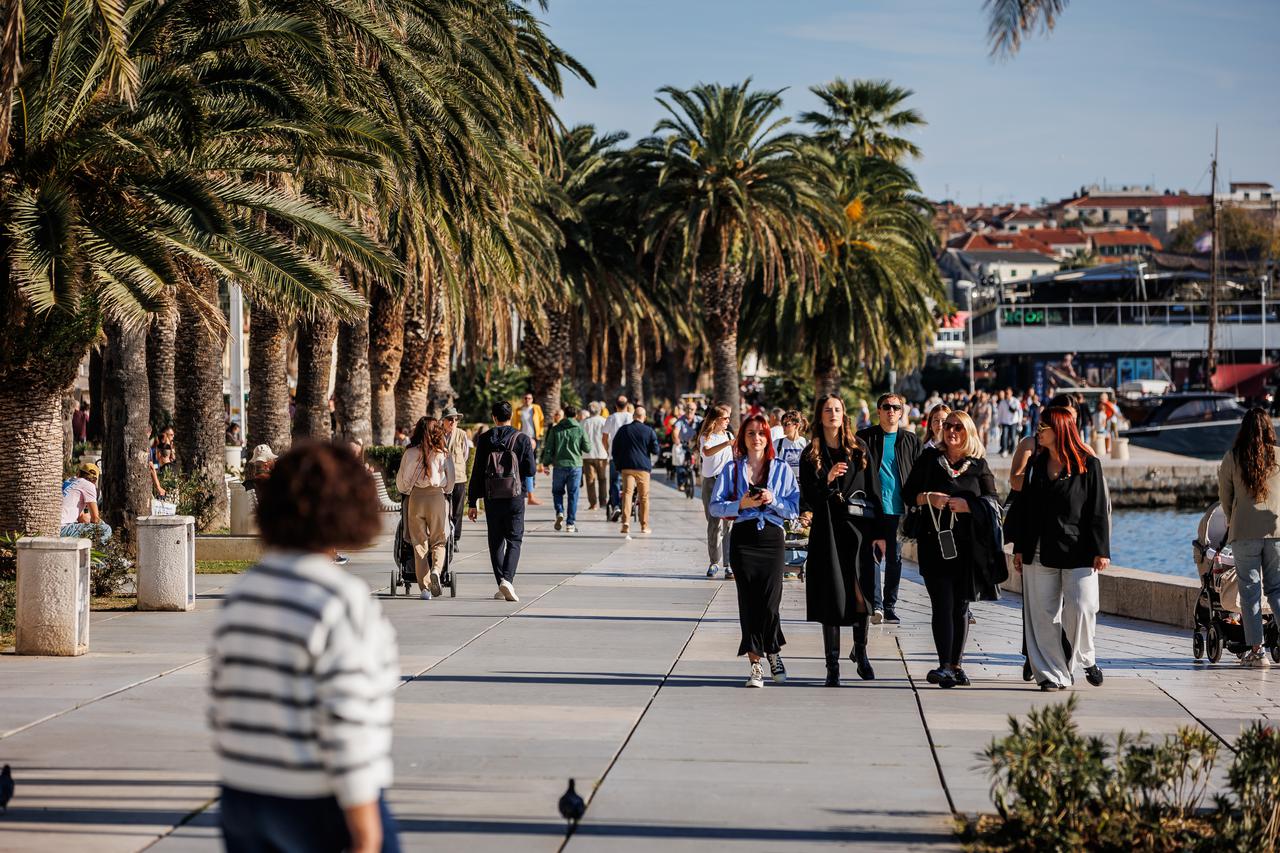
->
<box><xmin>1011</xmin><ymin>406</ymin><xmax>1111</xmax><ymax>691</ymax></box>
<box><xmin>710</xmin><ymin>414</ymin><xmax>801</xmax><ymax>688</ymax></box>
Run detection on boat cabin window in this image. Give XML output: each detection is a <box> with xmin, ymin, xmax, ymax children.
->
<box><xmin>1167</xmin><ymin>400</ymin><xmax>1216</xmax><ymax>422</ymax></box>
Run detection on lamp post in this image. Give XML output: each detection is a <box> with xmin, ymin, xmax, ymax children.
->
<box><xmin>958</xmin><ymin>280</ymin><xmax>976</xmax><ymax>394</ymax></box>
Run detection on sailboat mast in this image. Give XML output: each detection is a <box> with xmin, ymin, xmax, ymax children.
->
<box><xmin>1207</xmin><ymin>129</ymin><xmax>1220</xmax><ymax>379</ymax></box>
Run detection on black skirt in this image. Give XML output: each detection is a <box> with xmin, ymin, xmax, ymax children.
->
<box><xmin>729</xmin><ymin>521</ymin><xmax>785</xmax><ymax>657</ymax></box>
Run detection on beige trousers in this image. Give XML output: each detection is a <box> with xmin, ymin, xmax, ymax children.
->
<box><xmin>407</xmin><ymin>486</ymin><xmax>449</xmax><ymax>588</ymax></box>
<box><xmin>621</xmin><ymin>469</ymin><xmax>651</xmax><ymax>529</ymax></box>
<box><xmin>583</xmin><ymin>458</ymin><xmax>609</xmax><ymax>508</ymax></box>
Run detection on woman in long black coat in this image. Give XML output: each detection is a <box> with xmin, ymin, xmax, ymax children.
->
<box><xmin>800</xmin><ymin>394</ymin><xmax>886</xmax><ymax>686</ymax></box>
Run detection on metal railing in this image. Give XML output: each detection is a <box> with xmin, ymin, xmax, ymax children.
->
<box><xmin>996</xmin><ymin>300</ymin><xmax>1280</xmax><ymax>328</ymax></box>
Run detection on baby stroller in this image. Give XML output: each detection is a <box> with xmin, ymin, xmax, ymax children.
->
<box><xmin>1190</xmin><ymin>502</ymin><xmax>1278</xmax><ymax>663</ymax></box>
<box><xmin>392</xmin><ymin>502</ymin><xmax>457</xmax><ymax>597</ymax></box>
<box><xmin>672</xmin><ymin>440</ymin><xmax>698</xmax><ymax>499</ymax></box>
<box><xmin>783</xmin><ymin>518</ymin><xmax>808</xmax><ymax>581</ymax></box>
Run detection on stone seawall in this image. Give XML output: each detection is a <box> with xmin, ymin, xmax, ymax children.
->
<box><xmin>987</xmin><ymin>456</ymin><xmax>1219</xmax><ymax>508</ymax></box>
<box><xmin>901</xmin><ymin>539</ymin><xmax>1199</xmax><ymax>630</ymax></box>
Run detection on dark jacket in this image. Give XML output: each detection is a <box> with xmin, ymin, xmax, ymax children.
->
<box><xmin>611</xmin><ymin>421</ymin><xmax>661</xmax><ymax>472</ymax></box>
<box><xmin>1012</xmin><ymin>454</ymin><xmax>1110</xmax><ymax>569</ymax></box>
<box><xmin>467</xmin><ymin>425</ymin><xmax>536</xmax><ymax>507</ymax></box>
<box><xmin>901</xmin><ymin>448</ymin><xmax>999</xmax><ymax>600</ymax></box>
<box><xmin>539</xmin><ymin>419</ymin><xmax>591</xmax><ymax>468</ymax></box>
<box><xmin>857</xmin><ymin>425</ymin><xmax>921</xmax><ymax>518</ymax></box>
<box><xmin>799</xmin><ymin>440</ymin><xmax>881</xmax><ymax>625</ymax></box>
<box><xmin>968</xmin><ymin>495</ymin><xmax>1007</xmax><ymax>600</ymax></box>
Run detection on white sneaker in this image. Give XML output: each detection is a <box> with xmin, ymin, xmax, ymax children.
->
<box><xmin>745</xmin><ymin>661</ymin><xmax>765</xmax><ymax>688</ymax></box>
<box><xmin>566</xmin><ymin>523</ymin><xmax>578</xmax><ymax>533</ymax></box>
<box><xmin>428</xmin><ymin>572</ymin><xmax>443</xmax><ymax>597</ymax></box>
<box><xmin>555</xmin><ymin>514</ymin><xmax>564</xmax><ymax>531</ymax></box>
<box><xmin>872</xmin><ymin>609</ymin><xmax>884</xmax><ymax>624</ymax></box>
<box><xmin>499</xmin><ymin>579</ymin><xmax>519</xmax><ymax>602</ymax></box>
<box><xmin>419</xmin><ymin>589</ymin><xmax>433</xmax><ymax>600</ymax></box>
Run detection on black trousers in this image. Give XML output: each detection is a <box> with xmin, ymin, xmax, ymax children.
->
<box><xmin>876</xmin><ymin>514</ymin><xmax>903</xmax><ymax>612</ymax></box>
<box><xmin>822</xmin><ymin>620</ymin><xmax>868</xmax><ymax>656</ymax></box>
<box><xmin>485</xmin><ymin>497</ymin><xmax>525</xmax><ymax>584</ymax></box>
<box><xmin>729</xmin><ymin>521</ymin><xmax>786</xmax><ymax>657</ymax></box>
<box><xmin>922</xmin><ymin>569</ymin><xmax>971</xmax><ymax>667</ymax></box>
<box><xmin>449</xmin><ymin>483</ymin><xmax>466</xmax><ymax>542</ymax></box>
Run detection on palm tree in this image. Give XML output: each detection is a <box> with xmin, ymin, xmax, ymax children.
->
<box><xmin>247</xmin><ymin>300</ymin><xmax>292</xmax><ymax>453</ymax></box>
<box><xmin>743</xmin><ymin>153</ymin><xmax>942</xmax><ymax>397</ymax></box>
<box><xmin>799</xmin><ymin>79</ymin><xmax>926</xmax><ymax>161</ymax></box>
<box><xmin>0</xmin><ymin>0</ymin><xmax>379</xmax><ymax>535</ymax></box>
<box><xmin>146</xmin><ymin>302</ymin><xmax>177</xmax><ymax>431</ymax></box>
<box><xmin>985</xmin><ymin>0</ymin><xmax>1069</xmax><ymax>58</ymax></box>
<box><xmin>102</xmin><ymin>317</ymin><xmax>153</xmax><ymax>552</ymax></box>
<box><xmin>636</xmin><ymin>81</ymin><xmax>837</xmax><ymax>422</ymax></box>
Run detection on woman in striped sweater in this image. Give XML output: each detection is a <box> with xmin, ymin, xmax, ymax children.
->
<box><xmin>209</xmin><ymin>442</ymin><xmax>400</xmax><ymax>852</ymax></box>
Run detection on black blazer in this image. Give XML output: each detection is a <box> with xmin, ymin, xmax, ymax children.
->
<box><xmin>1012</xmin><ymin>454</ymin><xmax>1110</xmax><ymax>569</ymax></box>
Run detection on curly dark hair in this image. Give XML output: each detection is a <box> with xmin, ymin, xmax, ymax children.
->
<box><xmin>256</xmin><ymin>442</ymin><xmax>381</xmax><ymax>552</ymax></box>
<box><xmin>1233</xmin><ymin>407</ymin><xmax>1278</xmax><ymax>502</ymax></box>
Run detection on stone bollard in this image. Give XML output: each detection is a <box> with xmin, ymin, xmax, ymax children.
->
<box><xmin>16</xmin><ymin>537</ymin><xmax>91</xmax><ymax>655</ymax></box>
<box><xmin>1091</xmin><ymin>432</ymin><xmax>1108</xmax><ymax>456</ymax></box>
<box><xmin>1111</xmin><ymin>436</ymin><xmax>1130</xmax><ymax>462</ymax></box>
<box><xmin>224</xmin><ymin>445</ymin><xmax>244</xmax><ymax>477</ymax></box>
<box><xmin>136</xmin><ymin>515</ymin><xmax>197</xmax><ymax>611</ymax></box>
<box><xmin>229</xmin><ymin>481</ymin><xmax>257</xmax><ymax>535</ymax></box>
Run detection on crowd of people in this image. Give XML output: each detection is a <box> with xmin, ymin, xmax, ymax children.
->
<box><xmin>218</xmin><ymin>374</ymin><xmax>1280</xmax><ymax>849</ymax></box>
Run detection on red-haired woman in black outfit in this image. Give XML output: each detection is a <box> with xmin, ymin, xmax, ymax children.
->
<box><xmin>1011</xmin><ymin>406</ymin><xmax>1111</xmax><ymax>691</ymax></box>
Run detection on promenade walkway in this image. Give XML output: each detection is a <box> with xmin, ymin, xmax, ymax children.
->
<box><xmin>2</xmin><ymin>479</ymin><xmax>1278</xmax><ymax>851</ymax></box>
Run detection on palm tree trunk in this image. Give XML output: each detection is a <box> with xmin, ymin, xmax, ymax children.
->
<box><xmin>701</xmin><ymin>265</ymin><xmax>745</xmax><ymax>422</ymax></box>
<box><xmin>293</xmin><ymin>314</ymin><xmax>338</xmax><ymax>440</ymax></box>
<box><xmin>814</xmin><ymin>343</ymin><xmax>842</xmax><ymax>398</ymax></box>
<box><xmin>624</xmin><ymin>329</ymin><xmax>645</xmax><ymax>405</ymax></box>
<box><xmin>368</xmin><ymin>285</ymin><xmax>403</xmax><ymax>445</ymax></box>
<box><xmin>174</xmin><ymin>265</ymin><xmax>228</xmax><ymax>530</ymax></box>
<box><xmin>334</xmin><ymin>313</ymin><xmax>372</xmax><ymax>446</ymax></box>
<box><xmin>62</xmin><ymin>392</ymin><xmax>74</xmax><ymax>461</ymax></box>
<box><xmin>146</xmin><ymin>300</ymin><xmax>177</xmax><ymax>430</ymax></box>
<box><xmin>524</xmin><ymin>307</ymin><xmax>571</xmax><ymax>417</ymax></box>
<box><xmin>87</xmin><ymin>347</ymin><xmax>104</xmax><ymax>443</ymax></box>
<box><xmin>0</xmin><ymin>382</ymin><xmax>66</xmax><ymax>535</ymax></box>
<box><xmin>248</xmin><ymin>301</ymin><xmax>291</xmax><ymax>453</ymax></box>
<box><xmin>425</xmin><ymin>291</ymin><xmax>454</xmax><ymax>415</ymax></box>
<box><xmin>395</xmin><ymin>274</ymin><xmax>430</xmax><ymax>431</ymax></box>
<box><xmin>101</xmin><ymin>317</ymin><xmax>153</xmax><ymax>553</ymax></box>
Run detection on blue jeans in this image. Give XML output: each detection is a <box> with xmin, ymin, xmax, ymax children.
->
<box><xmin>873</xmin><ymin>515</ymin><xmax>902</xmax><ymax>613</ymax></box>
<box><xmin>524</xmin><ymin>475</ymin><xmax>535</xmax><ymax>496</ymax></box>
<box><xmin>61</xmin><ymin>522</ymin><xmax>112</xmax><ymax>543</ymax></box>
<box><xmin>1230</xmin><ymin>538</ymin><xmax>1280</xmax><ymax>646</ymax></box>
<box><xmin>220</xmin><ymin>786</ymin><xmax>400</xmax><ymax>853</ymax></box>
<box><xmin>608</xmin><ymin>462</ymin><xmax>622</xmax><ymax>511</ymax></box>
<box><xmin>552</xmin><ymin>466</ymin><xmax>582</xmax><ymax>525</ymax></box>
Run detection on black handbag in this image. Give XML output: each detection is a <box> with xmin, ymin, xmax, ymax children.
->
<box><xmin>900</xmin><ymin>505</ymin><xmax>925</xmax><ymax>540</ymax></box>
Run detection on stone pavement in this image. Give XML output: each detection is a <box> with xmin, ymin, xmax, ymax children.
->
<box><xmin>2</xmin><ymin>477</ymin><xmax>1279</xmax><ymax>851</ymax></box>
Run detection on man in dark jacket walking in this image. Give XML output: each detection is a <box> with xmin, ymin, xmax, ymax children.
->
<box><xmin>611</xmin><ymin>405</ymin><xmax>661</xmax><ymax>537</ymax></box>
<box><xmin>857</xmin><ymin>392</ymin><xmax>922</xmax><ymax>624</ymax></box>
<box><xmin>539</xmin><ymin>404</ymin><xmax>591</xmax><ymax>533</ymax></box>
<box><xmin>467</xmin><ymin>401</ymin><xmax>537</xmax><ymax>602</ymax></box>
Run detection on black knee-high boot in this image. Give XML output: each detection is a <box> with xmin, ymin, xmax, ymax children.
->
<box><xmin>822</xmin><ymin>624</ymin><xmax>840</xmax><ymax>687</ymax></box>
<box><xmin>849</xmin><ymin>617</ymin><xmax>875</xmax><ymax>680</ymax></box>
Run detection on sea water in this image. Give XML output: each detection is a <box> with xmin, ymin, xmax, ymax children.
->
<box><xmin>1108</xmin><ymin>507</ymin><xmax>1201</xmax><ymax>579</ymax></box>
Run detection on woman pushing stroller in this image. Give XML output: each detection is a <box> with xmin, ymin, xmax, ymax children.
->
<box><xmin>397</xmin><ymin>417</ymin><xmax>455</xmax><ymax>600</ymax></box>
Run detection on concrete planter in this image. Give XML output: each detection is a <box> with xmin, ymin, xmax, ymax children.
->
<box><xmin>16</xmin><ymin>537</ymin><xmax>91</xmax><ymax>655</ymax></box>
<box><xmin>137</xmin><ymin>515</ymin><xmax>197</xmax><ymax>611</ymax></box>
<box><xmin>229</xmin><ymin>481</ymin><xmax>257</xmax><ymax>536</ymax></box>
<box><xmin>224</xmin><ymin>446</ymin><xmax>244</xmax><ymax>476</ymax></box>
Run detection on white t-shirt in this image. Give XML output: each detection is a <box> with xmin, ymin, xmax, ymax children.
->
<box><xmin>774</xmin><ymin>436</ymin><xmax>808</xmax><ymax>475</ymax></box>
<box><xmin>582</xmin><ymin>415</ymin><xmax>608</xmax><ymax>459</ymax></box>
<box><xmin>519</xmin><ymin>406</ymin><xmax>537</xmax><ymax>439</ymax></box>
<box><xmin>61</xmin><ymin>478</ymin><xmax>96</xmax><ymax>526</ymax></box>
<box><xmin>700</xmin><ymin>432</ymin><xmax>734</xmax><ymax>478</ymax></box>
<box><xmin>602</xmin><ymin>411</ymin><xmax>633</xmax><ymax>447</ymax></box>
<box><xmin>770</xmin><ymin>425</ymin><xmax>785</xmax><ymax>442</ymax></box>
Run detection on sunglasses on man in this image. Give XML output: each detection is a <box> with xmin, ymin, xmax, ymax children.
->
<box><xmin>879</xmin><ymin>404</ymin><xmax>903</xmax><ymax>412</ymax></box>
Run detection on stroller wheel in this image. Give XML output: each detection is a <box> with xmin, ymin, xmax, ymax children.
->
<box><xmin>1192</xmin><ymin>631</ymin><xmax>1205</xmax><ymax>660</ymax></box>
<box><xmin>450</xmin><ymin>571</ymin><xmax>458</xmax><ymax>597</ymax></box>
<box><xmin>1207</xmin><ymin>624</ymin><xmax>1223</xmax><ymax>664</ymax></box>
<box><xmin>1271</xmin><ymin>644</ymin><xmax>1280</xmax><ymax>664</ymax></box>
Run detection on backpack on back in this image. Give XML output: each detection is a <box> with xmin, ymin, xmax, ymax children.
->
<box><xmin>484</xmin><ymin>431</ymin><xmax>524</xmax><ymax>500</ymax></box>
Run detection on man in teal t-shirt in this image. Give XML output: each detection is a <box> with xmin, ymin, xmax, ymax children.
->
<box><xmin>857</xmin><ymin>393</ymin><xmax>921</xmax><ymax>624</ymax></box>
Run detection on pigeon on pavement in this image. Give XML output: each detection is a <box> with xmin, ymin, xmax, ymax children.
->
<box><xmin>0</xmin><ymin>765</ymin><xmax>13</xmax><ymax>814</ymax></box>
<box><xmin>558</xmin><ymin>778</ymin><xmax>585</xmax><ymax>829</ymax></box>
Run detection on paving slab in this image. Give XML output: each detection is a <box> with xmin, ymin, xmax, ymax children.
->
<box><xmin>4</xmin><ymin>474</ymin><xmax>1280</xmax><ymax>852</ymax></box>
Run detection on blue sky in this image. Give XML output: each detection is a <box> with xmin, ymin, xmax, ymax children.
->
<box><xmin>539</xmin><ymin>0</ymin><xmax>1279</xmax><ymax>205</ymax></box>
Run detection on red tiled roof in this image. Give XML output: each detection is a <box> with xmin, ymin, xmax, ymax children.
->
<box><xmin>1091</xmin><ymin>230</ymin><xmax>1163</xmax><ymax>249</ymax></box>
<box><xmin>1230</xmin><ymin>182</ymin><xmax>1272</xmax><ymax>190</ymax></box>
<box><xmin>1023</xmin><ymin>227</ymin><xmax>1089</xmax><ymax>246</ymax></box>
<box><xmin>1063</xmin><ymin>194</ymin><xmax>1209</xmax><ymax>210</ymax></box>
<box><xmin>1001</xmin><ymin>209</ymin><xmax>1048</xmax><ymax>222</ymax></box>
<box><xmin>948</xmin><ymin>232</ymin><xmax>1057</xmax><ymax>255</ymax></box>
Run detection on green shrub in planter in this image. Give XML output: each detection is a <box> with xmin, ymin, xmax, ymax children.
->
<box><xmin>1213</xmin><ymin>722</ymin><xmax>1280</xmax><ymax>849</ymax></box>
<box><xmin>364</xmin><ymin>446</ymin><xmax>405</xmax><ymax>501</ymax></box>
